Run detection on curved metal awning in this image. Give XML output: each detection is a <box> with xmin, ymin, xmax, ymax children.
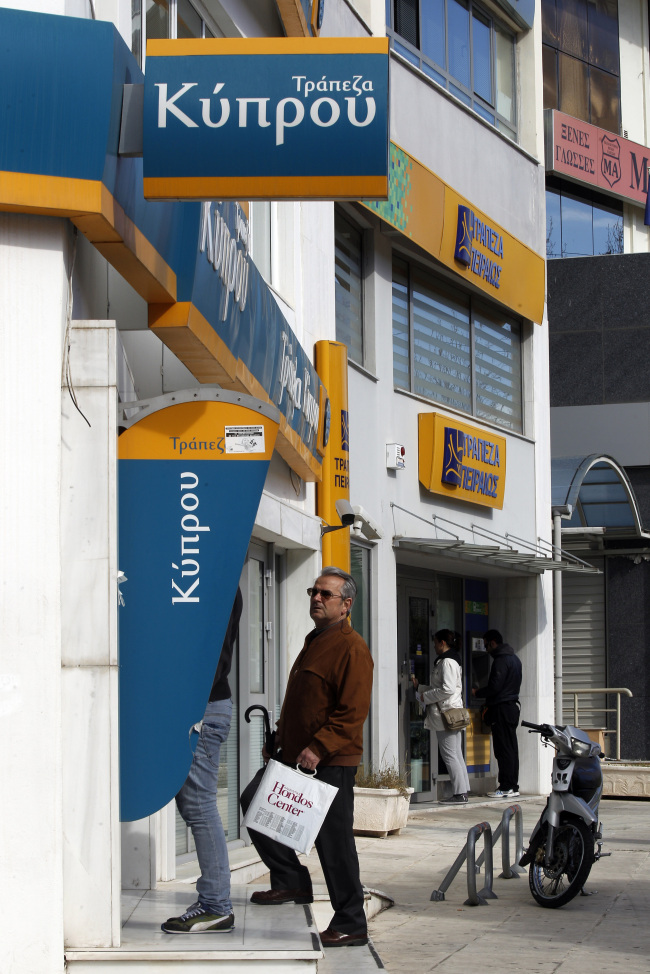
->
<box><xmin>391</xmin><ymin>504</ymin><xmax>599</xmax><ymax>576</ymax></box>
<box><xmin>551</xmin><ymin>455</ymin><xmax>646</xmax><ymax>537</ymax></box>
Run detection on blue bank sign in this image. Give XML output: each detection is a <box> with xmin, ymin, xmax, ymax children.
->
<box><xmin>143</xmin><ymin>37</ymin><xmax>389</xmax><ymax>200</ymax></box>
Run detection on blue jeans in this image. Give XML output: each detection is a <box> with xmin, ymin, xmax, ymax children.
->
<box><xmin>175</xmin><ymin>698</ymin><xmax>233</xmax><ymax>915</ymax></box>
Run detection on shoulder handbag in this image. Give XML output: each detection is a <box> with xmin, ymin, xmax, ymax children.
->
<box><xmin>439</xmin><ymin>706</ymin><xmax>471</xmax><ymax>731</ymax></box>
<box><xmin>242</xmin><ymin>759</ymin><xmax>338</xmax><ymax>855</ymax></box>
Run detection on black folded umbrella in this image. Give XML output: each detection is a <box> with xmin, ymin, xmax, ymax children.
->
<box><xmin>244</xmin><ymin>704</ymin><xmax>275</xmax><ymax>755</ymax></box>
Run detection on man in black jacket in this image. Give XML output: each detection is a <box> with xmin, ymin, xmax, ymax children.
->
<box><xmin>473</xmin><ymin>629</ymin><xmax>522</xmax><ymax>798</ymax></box>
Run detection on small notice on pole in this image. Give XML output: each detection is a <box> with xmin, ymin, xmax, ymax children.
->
<box><xmin>225</xmin><ymin>425</ymin><xmax>265</xmax><ymax>453</ymax></box>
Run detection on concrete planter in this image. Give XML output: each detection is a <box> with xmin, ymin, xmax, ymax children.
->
<box><xmin>353</xmin><ymin>786</ymin><xmax>414</xmax><ymax>838</ymax></box>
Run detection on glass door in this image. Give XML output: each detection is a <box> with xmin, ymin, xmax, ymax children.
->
<box><xmin>397</xmin><ymin>580</ymin><xmax>436</xmax><ymax>801</ymax></box>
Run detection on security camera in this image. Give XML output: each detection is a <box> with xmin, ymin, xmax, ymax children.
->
<box><xmin>335</xmin><ymin>499</ymin><xmax>356</xmax><ymax>527</ymax></box>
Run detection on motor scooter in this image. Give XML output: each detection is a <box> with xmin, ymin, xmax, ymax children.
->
<box><xmin>519</xmin><ymin>719</ymin><xmax>610</xmax><ymax>908</ymax></box>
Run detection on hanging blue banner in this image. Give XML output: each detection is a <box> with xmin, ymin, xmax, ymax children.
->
<box><xmin>118</xmin><ymin>392</ymin><xmax>279</xmax><ymax>822</ymax></box>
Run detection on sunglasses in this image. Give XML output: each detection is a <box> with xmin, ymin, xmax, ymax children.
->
<box><xmin>307</xmin><ymin>586</ymin><xmax>346</xmax><ymax>602</ymax></box>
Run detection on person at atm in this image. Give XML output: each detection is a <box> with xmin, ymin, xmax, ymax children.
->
<box><xmin>472</xmin><ymin>629</ymin><xmax>522</xmax><ymax>799</ymax></box>
<box><xmin>411</xmin><ymin>629</ymin><xmax>470</xmax><ymax>805</ymax></box>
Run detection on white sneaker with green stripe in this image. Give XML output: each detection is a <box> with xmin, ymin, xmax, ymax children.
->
<box><xmin>161</xmin><ymin>904</ymin><xmax>235</xmax><ymax>933</ymax></box>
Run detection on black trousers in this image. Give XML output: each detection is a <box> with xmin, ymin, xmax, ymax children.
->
<box><xmin>241</xmin><ymin>764</ymin><xmax>366</xmax><ymax>934</ymax></box>
<box><xmin>490</xmin><ymin>701</ymin><xmax>520</xmax><ymax>791</ymax></box>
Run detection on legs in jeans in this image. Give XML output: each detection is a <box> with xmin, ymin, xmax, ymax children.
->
<box><xmin>241</xmin><ymin>764</ymin><xmax>366</xmax><ymax>934</ymax></box>
<box><xmin>437</xmin><ymin>729</ymin><xmax>470</xmax><ymax>795</ymax></box>
<box><xmin>175</xmin><ymin>699</ymin><xmax>233</xmax><ymax>916</ymax></box>
<box><xmin>491</xmin><ymin>702</ymin><xmax>520</xmax><ymax>791</ymax></box>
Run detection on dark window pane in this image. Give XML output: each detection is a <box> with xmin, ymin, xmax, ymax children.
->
<box><xmin>589</xmin><ymin>65</ymin><xmax>620</xmax><ymax>133</ymax></box>
<box><xmin>543</xmin><ymin>45</ymin><xmax>558</xmax><ymax>110</ymax></box>
<box><xmin>546</xmin><ymin>188</ymin><xmax>562</xmax><ymax>258</ymax></box>
<box><xmin>335</xmin><ymin>213</ymin><xmax>364</xmax><ymax>365</ymax></box>
<box><xmin>588</xmin><ymin>0</ymin><xmax>619</xmax><ymax>73</ymax></box>
<box><xmin>559</xmin><ymin>52</ymin><xmax>589</xmax><ymax>122</ymax></box>
<box><xmin>395</xmin><ymin>0</ymin><xmax>419</xmax><ymax>47</ymax></box>
<box><xmin>557</xmin><ymin>0</ymin><xmax>588</xmax><ymax>59</ymax></box>
<box><xmin>421</xmin><ymin>0</ymin><xmax>445</xmax><ymax>69</ymax></box>
<box><xmin>449</xmin><ymin>0</ymin><xmax>470</xmax><ymax>88</ymax></box>
<box><xmin>593</xmin><ymin>203</ymin><xmax>623</xmax><ymax>254</ymax></box>
<box><xmin>473</xmin><ymin>12</ymin><xmax>492</xmax><ymax>104</ymax></box>
<box><xmin>178</xmin><ymin>0</ymin><xmax>202</xmax><ymax>38</ymax></box>
<box><xmin>146</xmin><ymin>0</ymin><xmax>169</xmax><ymax>40</ymax></box>
<box><xmin>560</xmin><ymin>192</ymin><xmax>594</xmax><ymax>256</ymax></box>
<box><xmin>542</xmin><ymin>0</ymin><xmax>558</xmax><ymax>44</ymax></box>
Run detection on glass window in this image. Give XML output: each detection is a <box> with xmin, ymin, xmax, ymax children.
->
<box><xmin>146</xmin><ymin>0</ymin><xmax>168</xmax><ymax>42</ymax></box>
<box><xmin>411</xmin><ymin>269</ymin><xmax>471</xmax><ymax>413</ymax></box>
<box><xmin>542</xmin><ymin>45</ymin><xmax>558</xmax><ymax>110</ymax></box>
<box><xmin>392</xmin><ymin>259</ymin><xmax>410</xmax><ymax>390</ymax></box>
<box><xmin>134</xmin><ymin>0</ymin><xmax>220</xmax><ymax>67</ymax></box>
<box><xmin>495</xmin><ymin>27</ymin><xmax>515</xmax><ymax>123</ymax></box>
<box><xmin>546</xmin><ymin>181</ymin><xmax>623</xmax><ymax>258</ymax></box>
<box><xmin>474</xmin><ymin>309</ymin><xmax>522</xmax><ymax>430</ymax></box>
<box><xmin>421</xmin><ymin>0</ymin><xmax>445</xmax><ymax>68</ymax></box>
<box><xmin>448</xmin><ymin>0</ymin><xmax>471</xmax><ymax>89</ymax></box>
<box><xmin>251</xmin><ymin>202</ymin><xmax>272</xmax><ymax>283</ymax></box>
<box><xmin>542</xmin><ymin>0</ymin><xmax>620</xmax><ymax>133</ymax></box>
<box><xmin>388</xmin><ymin>0</ymin><xmax>516</xmax><ymax>139</ymax></box>
<box><xmin>177</xmin><ymin>0</ymin><xmax>202</xmax><ymax>38</ymax></box>
<box><xmin>472</xmin><ymin>12</ymin><xmax>492</xmax><ymax>103</ymax></box>
<box><xmin>334</xmin><ymin>211</ymin><xmax>364</xmax><ymax>365</ymax></box>
<box><xmin>350</xmin><ymin>544</ymin><xmax>372</xmax><ymax>767</ymax></box>
<box><xmin>393</xmin><ymin>256</ymin><xmax>523</xmax><ymax>432</ymax></box>
<box><xmin>558</xmin><ymin>52</ymin><xmax>589</xmax><ymax>122</ymax></box>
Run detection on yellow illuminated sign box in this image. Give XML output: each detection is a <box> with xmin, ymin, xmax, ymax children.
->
<box><xmin>363</xmin><ymin>143</ymin><xmax>545</xmax><ymax>325</ymax></box>
<box><xmin>419</xmin><ymin>413</ymin><xmax>506</xmax><ymax>510</ymax></box>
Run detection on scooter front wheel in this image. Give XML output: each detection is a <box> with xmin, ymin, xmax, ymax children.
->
<box><xmin>529</xmin><ymin>817</ymin><xmax>594</xmax><ymax>908</ymax></box>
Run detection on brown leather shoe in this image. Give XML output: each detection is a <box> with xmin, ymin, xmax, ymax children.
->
<box><xmin>250</xmin><ymin>888</ymin><xmax>313</xmax><ymax>905</ymax></box>
<box><xmin>320</xmin><ymin>927</ymin><xmax>369</xmax><ymax>947</ymax></box>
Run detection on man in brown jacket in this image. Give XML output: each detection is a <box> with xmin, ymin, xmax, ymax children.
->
<box><xmin>240</xmin><ymin>566</ymin><xmax>373</xmax><ymax>947</ymax></box>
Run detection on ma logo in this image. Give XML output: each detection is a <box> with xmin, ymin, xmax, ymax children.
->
<box><xmin>601</xmin><ymin>135</ymin><xmax>621</xmax><ymax>188</ymax></box>
<box><xmin>442</xmin><ymin>427</ymin><xmax>465</xmax><ymax>486</ymax></box>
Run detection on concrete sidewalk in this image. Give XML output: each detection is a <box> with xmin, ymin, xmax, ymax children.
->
<box><xmin>290</xmin><ymin>795</ymin><xmax>650</xmax><ymax>973</ymax></box>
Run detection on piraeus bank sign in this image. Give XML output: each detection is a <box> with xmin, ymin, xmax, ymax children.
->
<box><xmin>545</xmin><ymin>109</ymin><xmax>650</xmax><ymax>207</ymax></box>
<box><xmin>143</xmin><ymin>37</ymin><xmax>389</xmax><ymax>201</ymax></box>
<box><xmin>418</xmin><ymin>413</ymin><xmax>506</xmax><ymax>510</ymax></box>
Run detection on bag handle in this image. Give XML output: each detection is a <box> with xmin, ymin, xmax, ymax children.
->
<box><xmin>295</xmin><ymin>764</ymin><xmax>317</xmax><ymax>777</ymax></box>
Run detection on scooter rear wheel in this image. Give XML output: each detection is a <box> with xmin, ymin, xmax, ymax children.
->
<box><xmin>529</xmin><ymin>817</ymin><xmax>594</xmax><ymax>908</ymax></box>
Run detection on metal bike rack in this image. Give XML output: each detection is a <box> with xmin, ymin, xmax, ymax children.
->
<box><xmin>465</xmin><ymin>822</ymin><xmax>498</xmax><ymax>906</ymax></box>
<box><xmin>431</xmin><ymin>806</ymin><xmax>525</xmax><ymax>904</ymax></box>
<box><xmin>475</xmin><ymin>804</ymin><xmax>526</xmax><ymax>879</ymax></box>
<box><xmin>430</xmin><ymin>821</ymin><xmax>498</xmax><ymax>906</ymax></box>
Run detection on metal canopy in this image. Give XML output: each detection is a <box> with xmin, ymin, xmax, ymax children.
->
<box><xmin>551</xmin><ymin>455</ymin><xmax>646</xmax><ymax>537</ymax></box>
<box><xmin>391</xmin><ymin>504</ymin><xmax>599</xmax><ymax>576</ymax></box>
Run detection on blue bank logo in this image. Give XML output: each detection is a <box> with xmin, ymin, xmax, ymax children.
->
<box><xmin>454</xmin><ymin>205</ymin><xmax>473</xmax><ymax>267</ymax></box>
<box><xmin>454</xmin><ymin>204</ymin><xmax>504</xmax><ymax>291</ymax></box>
<box><xmin>341</xmin><ymin>409</ymin><xmax>349</xmax><ymax>451</ymax></box>
<box><xmin>442</xmin><ymin>426</ymin><xmax>465</xmax><ymax>485</ymax></box>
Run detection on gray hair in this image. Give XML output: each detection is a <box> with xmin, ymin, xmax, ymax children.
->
<box><xmin>319</xmin><ymin>565</ymin><xmax>357</xmax><ymax>604</ymax></box>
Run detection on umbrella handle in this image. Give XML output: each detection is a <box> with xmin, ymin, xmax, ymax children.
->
<box><xmin>244</xmin><ymin>704</ymin><xmax>272</xmax><ymax>742</ymax></box>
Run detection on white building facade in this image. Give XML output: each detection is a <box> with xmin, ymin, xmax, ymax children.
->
<box><xmin>0</xmin><ymin>0</ymin><xmax>568</xmax><ymax>971</ymax></box>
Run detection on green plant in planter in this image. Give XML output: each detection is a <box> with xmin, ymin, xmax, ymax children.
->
<box><xmin>355</xmin><ymin>762</ymin><xmax>410</xmax><ymax>799</ymax></box>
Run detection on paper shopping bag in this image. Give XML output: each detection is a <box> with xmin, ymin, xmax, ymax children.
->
<box><xmin>243</xmin><ymin>759</ymin><xmax>339</xmax><ymax>855</ymax></box>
